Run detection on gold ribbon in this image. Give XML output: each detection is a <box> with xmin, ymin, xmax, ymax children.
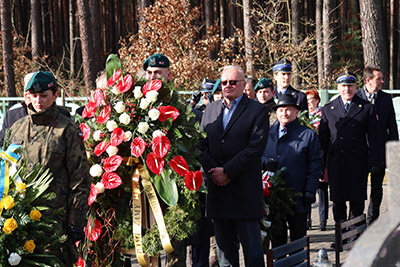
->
<box><xmin>126</xmin><ymin>157</ymin><xmax>174</xmax><ymax>266</ymax></box>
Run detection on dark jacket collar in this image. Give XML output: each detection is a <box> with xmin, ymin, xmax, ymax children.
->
<box><xmin>28</xmin><ymin>103</ymin><xmax>58</xmax><ymax>125</ymax></box>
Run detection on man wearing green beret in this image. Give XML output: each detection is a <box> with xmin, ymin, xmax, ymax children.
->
<box><xmin>8</xmin><ymin>71</ymin><xmax>90</xmax><ymax>266</ymax></box>
<box><xmin>143</xmin><ymin>53</ymin><xmax>172</xmax><ymax>82</ymax></box>
<box><xmin>255</xmin><ymin>77</ymin><xmax>277</xmax><ymax>126</ymax></box>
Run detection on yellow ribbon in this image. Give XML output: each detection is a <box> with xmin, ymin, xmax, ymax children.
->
<box><xmin>0</xmin><ymin>144</ymin><xmax>21</xmax><ymax>217</ymax></box>
<box><xmin>126</xmin><ymin>157</ymin><xmax>173</xmax><ymax>266</ymax></box>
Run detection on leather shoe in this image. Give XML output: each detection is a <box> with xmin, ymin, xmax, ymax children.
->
<box><xmin>319</xmin><ymin>220</ymin><xmax>327</xmax><ymax>231</ymax></box>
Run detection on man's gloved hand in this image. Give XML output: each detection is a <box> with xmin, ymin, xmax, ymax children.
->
<box><xmin>263</xmin><ymin>158</ymin><xmax>278</xmax><ymax>172</ymax></box>
<box><xmin>69</xmin><ymin>226</ymin><xmax>85</xmax><ymax>242</ymax></box>
<box><xmin>188</xmin><ymin>91</ymin><xmax>201</xmax><ymax>106</ymax></box>
<box><xmin>303</xmin><ymin>191</ymin><xmax>316</xmax><ymax>205</ymax></box>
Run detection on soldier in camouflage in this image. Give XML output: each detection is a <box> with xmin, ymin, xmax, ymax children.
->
<box><xmin>8</xmin><ymin>71</ymin><xmax>90</xmax><ymax>266</ymax></box>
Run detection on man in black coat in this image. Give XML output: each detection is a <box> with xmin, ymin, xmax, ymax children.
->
<box><xmin>273</xmin><ymin>59</ymin><xmax>308</xmax><ymax>113</ymax></box>
<box><xmin>319</xmin><ymin>71</ymin><xmax>383</xmax><ymax>223</ymax></box>
<box><xmin>355</xmin><ymin>66</ymin><xmax>398</xmax><ymax>225</ymax></box>
<box><xmin>199</xmin><ymin>65</ymin><xmax>269</xmax><ymax>266</ymax></box>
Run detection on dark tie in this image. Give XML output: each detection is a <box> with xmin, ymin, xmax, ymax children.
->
<box><xmin>344</xmin><ymin>102</ymin><xmax>349</xmax><ymax>113</ymax></box>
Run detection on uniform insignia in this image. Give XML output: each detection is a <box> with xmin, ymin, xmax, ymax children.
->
<box><xmin>359</xmin><ymin>104</ymin><xmax>362</xmax><ymax>107</ymax></box>
<box><xmin>292</xmin><ymin>93</ymin><xmax>295</xmax><ymax>95</ymax></box>
<box><xmin>331</xmin><ymin>106</ymin><xmax>334</xmax><ymax>109</ymax></box>
<box><xmin>149</xmin><ymin>57</ymin><xmax>156</xmax><ymax>66</ymax></box>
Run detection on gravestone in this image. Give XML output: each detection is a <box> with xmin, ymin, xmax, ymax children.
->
<box><xmin>343</xmin><ymin>141</ymin><xmax>400</xmax><ymax>266</ymax></box>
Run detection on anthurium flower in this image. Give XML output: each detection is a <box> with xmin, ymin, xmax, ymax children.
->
<box><xmin>142</xmin><ymin>80</ymin><xmax>162</xmax><ymax>96</ymax></box>
<box><xmin>116</xmin><ymin>74</ymin><xmax>133</xmax><ymax>93</ymax></box>
<box><xmin>85</xmin><ymin>219</ymin><xmax>102</xmax><ymax>241</ymax></box>
<box><xmin>76</xmin><ymin>257</ymin><xmax>86</xmax><ymax>267</ymax></box>
<box><xmin>102</xmin><ymin>155</ymin><xmax>123</xmax><ymax>172</ymax></box>
<box><xmin>131</xmin><ymin>137</ymin><xmax>146</xmax><ymax>157</ymax></box>
<box><xmin>97</xmin><ymin>105</ymin><xmax>112</xmax><ymax>124</ymax></box>
<box><xmin>107</xmin><ymin>68</ymin><xmax>122</xmax><ymax>87</ymax></box>
<box><xmin>110</xmin><ymin>127</ymin><xmax>124</xmax><ymax>147</ymax></box>
<box><xmin>3</xmin><ymin>218</ymin><xmax>18</xmax><ymax>234</ymax></box>
<box><xmin>29</xmin><ymin>210</ymin><xmax>42</xmax><ymax>221</ymax></box>
<box><xmin>91</xmin><ymin>89</ymin><xmax>104</xmax><ymax>107</ymax></box>
<box><xmin>88</xmin><ymin>184</ymin><xmax>97</xmax><ymax>207</ymax></box>
<box><xmin>82</xmin><ymin>101</ymin><xmax>97</xmax><ymax>119</ymax></box>
<box><xmin>94</xmin><ymin>141</ymin><xmax>110</xmax><ymax>157</ymax></box>
<box><xmin>169</xmin><ymin>156</ymin><xmax>189</xmax><ymax>176</ymax></box>
<box><xmin>80</xmin><ymin>122</ymin><xmax>91</xmax><ymax>141</ymax></box>
<box><xmin>24</xmin><ymin>240</ymin><xmax>36</xmax><ymax>253</ymax></box>
<box><xmin>146</xmin><ymin>152</ymin><xmax>164</xmax><ymax>175</ymax></box>
<box><xmin>158</xmin><ymin>106</ymin><xmax>180</xmax><ymax>122</ymax></box>
<box><xmin>101</xmin><ymin>172</ymin><xmax>122</xmax><ymax>189</ymax></box>
<box><xmin>151</xmin><ymin>135</ymin><xmax>170</xmax><ymax>158</ymax></box>
<box><xmin>184</xmin><ymin>171</ymin><xmax>203</xmax><ymax>191</ymax></box>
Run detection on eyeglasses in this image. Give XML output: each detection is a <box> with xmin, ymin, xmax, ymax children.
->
<box><xmin>221</xmin><ymin>80</ymin><xmax>244</xmax><ymax>86</ymax></box>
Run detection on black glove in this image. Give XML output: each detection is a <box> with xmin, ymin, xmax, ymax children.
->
<box><xmin>263</xmin><ymin>158</ymin><xmax>278</xmax><ymax>172</ymax></box>
<box><xmin>188</xmin><ymin>91</ymin><xmax>201</xmax><ymax>106</ymax></box>
<box><xmin>303</xmin><ymin>191</ymin><xmax>316</xmax><ymax>205</ymax></box>
<box><xmin>69</xmin><ymin>226</ymin><xmax>85</xmax><ymax>242</ymax></box>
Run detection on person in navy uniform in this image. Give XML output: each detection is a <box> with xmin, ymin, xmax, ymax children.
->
<box><xmin>355</xmin><ymin>66</ymin><xmax>398</xmax><ymax>225</ymax></box>
<box><xmin>262</xmin><ymin>94</ymin><xmax>322</xmax><ymax>247</ymax></box>
<box><xmin>199</xmin><ymin>65</ymin><xmax>269</xmax><ymax>266</ymax></box>
<box><xmin>319</xmin><ymin>71</ymin><xmax>383</xmax><ymax>223</ymax></box>
<box><xmin>273</xmin><ymin>59</ymin><xmax>308</xmax><ymax>113</ymax></box>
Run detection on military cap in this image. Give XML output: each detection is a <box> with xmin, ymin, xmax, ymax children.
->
<box><xmin>201</xmin><ymin>78</ymin><xmax>216</xmax><ymax>93</ymax></box>
<box><xmin>211</xmin><ymin>78</ymin><xmax>222</xmax><ymax>95</ymax></box>
<box><xmin>272</xmin><ymin>94</ymin><xmax>301</xmax><ymax>111</ymax></box>
<box><xmin>142</xmin><ymin>53</ymin><xmax>170</xmax><ymax>70</ymax></box>
<box><xmin>336</xmin><ymin>71</ymin><xmax>357</xmax><ymax>85</ymax></box>
<box><xmin>273</xmin><ymin>59</ymin><xmax>292</xmax><ymax>73</ymax></box>
<box><xmin>25</xmin><ymin>71</ymin><xmax>57</xmax><ymax>93</ymax></box>
<box><xmin>254</xmin><ymin>78</ymin><xmax>273</xmax><ymax>92</ymax></box>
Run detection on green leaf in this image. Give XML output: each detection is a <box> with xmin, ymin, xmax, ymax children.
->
<box><xmin>106</xmin><ymin>54</ymin><xmax>124</xmax><ymax>80</ymax></box>
<box><xmin>173</xmin><ymin>128</ymin><xmax>183</xmax><ymax>139</ymax></box>
<box><xmin>152</xmin><ymin>169</ymin><xmax>178</xmax><ymax>206</ymax></box>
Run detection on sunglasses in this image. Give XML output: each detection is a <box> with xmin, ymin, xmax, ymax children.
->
<box><xmin>221</xmin><ymin>80</ymin><xmax>244</xmax><ymax>86</ymax></box>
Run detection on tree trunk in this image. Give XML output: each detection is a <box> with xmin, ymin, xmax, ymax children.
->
<box><xmin>204</xmin><ymin>0</ymin><xmax>214</xmax><ymax>59</ymax></box>
<box><xmin>323</xmin><ymin>0</ymin><xmax>334</xmax><ymax>89</ymax></box>
<box><xmin>1</xmin><ymin>0</ymin><xmax>16</xmax><ymax>97</ymax></box>
<box><xmin>316</xmin><ymin>0</ymin><xmax>324</xmax><ymax>89</ymax></box>
<box><xmin>243</xmin><ymin>0</ymin><xmax>254</xmax><ymax>74</ymax></box>
<box><xmin>389</xmin><ymin>0</ymin><xmax>399</xmax><ymax>89</ymax></box>
<box><xmin>291</xmin><ymin>0</ymin><xmax>300</xmax><ymax>88</ymax></box>
<box><xmin>220</xmin><ymin>0</ymin><xmax>227</xmax><ymax>40</ymax></box>
<box><xmin>69</xmin><ymin>0</ymin><xmax>75</xmax><ymax>79</ymax></box>
<box><xmin>89</xmin><ymin>0</ymin><xmax>102</xmax><ymax>75</ymax></box>
<box><xmin>77</xmin><ymin>0</ymin><xmax>96</xmax><ymax>93</ymax></box>
<box><xmin>229</xmin><ymin>0</ymin><xmax>237</xmax><ymax>36</ymax></box>
<box><xmin>360</xmin><ymin>0</ymin><xmax>389</xmax><ymax>88</ymax></box>
<box><xmin>30</xmin><ymin>0</ymin><xmax>42</xmax><ymax>62</ymax></box>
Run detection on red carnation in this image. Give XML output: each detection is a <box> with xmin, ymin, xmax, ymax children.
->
<box><xmin>158</xmin><ymin>106</ymin><xmax>180</xmax><ymax>122</ymax></box>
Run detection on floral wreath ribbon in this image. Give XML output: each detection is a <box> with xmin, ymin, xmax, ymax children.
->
<box><xmin>0</xmin><ymin>144</ymin><xmax>21</xmax><ymax>217</ymax></box>
<box><xmin>129</xmin><ymin>158</ymin><xmax>173</xmax><ymax>266</ymax></box>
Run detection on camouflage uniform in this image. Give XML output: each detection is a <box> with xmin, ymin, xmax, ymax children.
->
<box><xmin>9</xmin><ymin>103</ymin><xmax>90</xmax><ymax>266</ymax></box>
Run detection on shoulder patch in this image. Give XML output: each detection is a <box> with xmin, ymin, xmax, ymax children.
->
<box><xmin>359</xmin><ymin>104</ymin><xmax>362</xmax><ymax>107</ymax></box>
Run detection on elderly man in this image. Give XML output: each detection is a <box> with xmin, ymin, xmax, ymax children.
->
<box><xmin>355</xmin><ymin>66</ymin><xmax>398</xmax><ymax>225</ymax></box>
<box><xmin>254</xmin><ymin>77</ymin><xmax>276</xmax><ymax>126</ymax></box>
<box><xmin>199</xmin><ymin>65</ymin><xmax>269</xmax><ymax>266</ymax></box>
<box><xmin>262</xmin><ymin>94</ymin><xmax>322</xmax><ymax>247</ymax></box>
<box><xmin>319</xmin><ymin>71</ymin><xmax>383</xmax><ymax>224</ymax></box>
<box><xmin>143</xmin><ymin>53</ymin><xmax>172</xmax><ymax>82</ymax></box>
<box><xmin>8</xmin><ymin>71</ymin><xmax>90</xmax><ymax>266</ymax></box>
<box><xmin>244</xmin><ymin>76</ymin><xmax>257</xmax><ymax>100</ymax></box>
<box><xmin>273</xmin><ymin>59</ymin><xmax>308</xmax><ymax>113</ymax></box>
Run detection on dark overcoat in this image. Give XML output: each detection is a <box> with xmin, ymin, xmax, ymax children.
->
<box><xmin>262</xmin><ymin>119</ymin><xmax>322</xmax><ymax>214</ymax></box>
<box><xmin>319</xmin><ymin>95</ymin><xmax>383</xmax><ymax>202</ymax></box>
<box><xmin>199</xmin><ymin>95</ymin><xmax>269</xmax><ymax>220</ymax></box>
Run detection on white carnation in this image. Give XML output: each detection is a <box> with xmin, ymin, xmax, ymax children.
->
<box><xmin>8</xmin><ymin>253</ymin><xmax>22</xmax><ymax>266</ymax></box>
<box><xmin>146</xmin><ymin>91</ymin><xmax>159</xmax><ymax>103</ymax></box>
<box><xmin>137</xmin><ymin>122</ymin><xmax>150</xmax><ymax>134</ymax></box>
<box><xmin>95</xmin><ymin>182</ymin><xmax>105</xmax><ymax>194</ymax></box>
<box><xmin>123</xmin><ymin>131</ymin><xmax>133</xmax><ymax>142</ymax></box>
<box><xmin>114</xmin><ymin>101</ymin><xmax>125</xmax><ymax>113</ymax></box>
<box><xmin>139</xmin><ymin>98</ymin><xmax>150</xmax><ymax>109</ymax></box>
<box><xmin>134</xmin><ymin>86</ymin><xmax>143</xmax><ymax>99</ymax></box>
<box><xmin>119</xmin><ymin>112</ymin><xmax>131</xmax><ymax>125</ymax></box>
<box><xmin>106</xmin><ymin>120</ymin><xmax>118</xmax><ymax>132</ymax></box>
<box><xmin>90</xmin><ymin>164</ymin><xmax>103</xmax><ymax>177</ymax></box>
<box><xmin>111</xmin><ymin>86</ymin><xmax>121</xmax><ymax>95</ymax></box>
<box><xmin>152</xmin><ymin>130</ymin><xmax>166</xmax><ymax>138</ymax></box>
<box><xmin>148</xmin><ymin>109</ymin><xmax>160</xmax><ymax>121</ymax></box>
<box><xmin>106</xmin><ymin>146</ymin><xmax>119</xmax><ymax>157</ymax></box>
<box><xmin>93</xmin><ymin>130</ymin><xmax>103</xmax><ymax>141</ymax></box>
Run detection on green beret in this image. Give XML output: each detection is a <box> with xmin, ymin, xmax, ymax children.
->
<box><xmin>211</xmin><ymin>79</ymin><xmax>221</xmax><ymax>95</ymax></box>
<box><xmin>143</xmin><ymin>53</ymin><xmax>170</xmax><ymax>70</ymax></box>
<box><xmin>254</xmin><ymin>78</ymin><xmax>273</xmax><ymax>92</ymax></box>
<box><xmin>25</xmin><ymin>71</ymin><xmax>57</xmax><ymax>93</ymax></box>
